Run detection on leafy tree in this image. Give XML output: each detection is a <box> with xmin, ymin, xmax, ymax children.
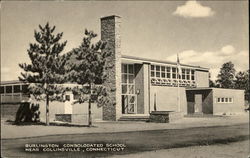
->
<box><xmin>235</xmin><ymin>70</ymin><xmax>249</xmax><ymax>100</ymax></box>
<box><xmin>216</xmin><ymin>61</ymin><xmax>236</xmax><ymax>88</ymax></box>
<box><xmin>66</xmin><ymin>29</ymin><xmax>112</xmax><ymax>126</ymax></box>
<box><xmin>19</xmin><ymin>23</ymin><xmax>67</xmax><ymax>126</ymax></box>
<box><xmin>209</xmin><ymin>72</ymin><xmax>219</xmax><ymax>87</ymax></box>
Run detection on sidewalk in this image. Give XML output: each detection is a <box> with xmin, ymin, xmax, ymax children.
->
<box><xmin>1</xmin><ymin>113</ymin><xmax>249</xmax><ymax>139</ymax></box>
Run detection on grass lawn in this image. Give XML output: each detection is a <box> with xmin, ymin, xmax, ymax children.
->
<box><xmin>1</xmin><ymin>123</ymin><xmax>249</xmax><ymax>158</ymax></box>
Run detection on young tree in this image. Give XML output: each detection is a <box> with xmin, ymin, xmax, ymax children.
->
<box><xmin>235</xmin><ymin>70</ymin><xmax>249</xmax><ymax>100</ymax></box>
<box><xmin>66</xmin><ymin>29</ymin><xmax>112</xmax><ymax>126</ymax></box>
<box><xmin>19</xmin><ymin>23</ymin><xmax>67</xmax><ymax>126</ymax></box>
<box><xmin>216</xmin><ymin>61</ymin><xmax>236</xmax><ymax>88</ymax></box>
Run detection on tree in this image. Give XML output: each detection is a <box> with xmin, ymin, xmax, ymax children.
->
<box><xmin>19</xmin><ymin>23</ymin><xmax>67</xmax><ymax>126</ymax></box>
<box><xmin>66</xmin><ymin>29</ymin><xmax>112</xmax><ymax>127</ymax></box>
<box><xmin>209</xmin><ymin>72</ymin><xmax>218</xmax><ymax>87</ymax></box>
<box><xmin>235</xmin><ymin>70</ymin><xmax>249</xmax><ymax>100</ymax></box>
<box><xmin>216</xmin><ymin>61</ymin><xmax>236</xmax><ymax>88</ymax></box>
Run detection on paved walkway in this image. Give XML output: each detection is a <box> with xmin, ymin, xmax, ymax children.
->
<box><xmin>1</xmin><ymin>113</ymin><xmax>249</xmax><ymax>139</ymax></box>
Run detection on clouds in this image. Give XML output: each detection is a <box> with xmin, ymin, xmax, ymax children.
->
<box><xmin>166</xmin><ymin>45</ymin><xmax>249</xmax><ymax>80</ymax></box>
<box><xmin>221</xmin><ymin>45</ymin><xmax>235</xmax><ymax>55</ymax></box>
<box><xmin>173</xmin><ymin>0</ymin><xmax>215</xmax><ymax>18</ymax></box>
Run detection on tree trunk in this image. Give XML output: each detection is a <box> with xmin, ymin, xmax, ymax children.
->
<box><xmin>88</xmin><ymin>83</ymin><xmax>92</xmax><ymax>127</ymax></box>
<box><xmin>46</xmin><ymin>94</ymin><xmax>50</xmax><ymax>126</ymax></box>
<box><xmin>88</xmin><ymin>97</ymin><xmax>92</xmax><ymax>127</ymax></box>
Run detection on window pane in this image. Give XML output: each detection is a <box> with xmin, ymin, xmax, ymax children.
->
<box><xmin>151</xmin><ymin>65</ymin><xmax>155</xmax><ymax>71</ymax></box>
<box><xmin>187</xmin><ymin>75</ymin><xmax>190</xmax><ymax>80</ymax></box>
<box><xmin>221</xmin><ymin>98</ymin><xmax>224</xmax><ymax>102</ymax></box>
<box><xmin>182</xmin><ymin>74</ymin><xmax>186</xmax><ymax>79</ymax></box>
<box><xmin>217</xmin><ymin>98</ymin><xmax>220</xmax><ymax>102</ymax></box>
<box><xmin>225</xmin><ymin>98</ymin><xmax>228</xmax><ymax>102</ymax></box>
<box><xmin>167</xmin><ymin>73</ymin><xmax>171</xmax><ymax>78</ymax></box>
<box><xmin>161</xmin><ymin>66</ymin><xmax>165</xmax><ymax>72</ymax></box>
<box><xmin>229</xmin><ymin>98</ymin><xmax>232</xmax><ymax>102</ymax></box>
<box><xmin>22</xmin><ymin>85</ymin><xmax>28</xmax><ymax>93</ymax></box>
<box><xmin>156</xmin><ymin>72</ymin><xmax>160</xmax><ymax>77</ymax></box>
<box><xmin>0</xmin><ymin>86</ymin><xmax>4</xmax><ymax>94</ymax></box>
<box><xmin>128</xmin><ymin>75</ymin><xmax>134</xmax><ymax>83</ymax></box>
<box><xmin>191</xmin><ymin>70</ymin><xmax>195</xmax><ymax>74</ymax></box>
<box><xmin>128</xmin><ymin>85</ymin><xmax>134</xmax><ymax>94</ymax></box>
<box><xmin>14</xmin><ymin>85</ymin><xmax>21</xmax><ymax>93</ymax></box>
<box><xmin>172</xmin><ymin>67</ymin><xmax>176</xmax><ymax>72</ymax></box>
<box><xmin>128</xmin><ymin>65</ymin><xmax>134</xmax><ymax>74</ymax></box>
<box><xmin>6</xmin><ymin>86</ymin><xmax>12</xmax><ymax>93</ymax></box>
<box><xmin>122</xmin><ymin>85</ymin><xmax>127</xmax><ymax>94</ymax></box>
<box><xmin>167</xmin><ymin>67</ymin><xmax>171</xmax><ymax>72</ymax></box>
<box><xmin>129</xmin><ymin>96</ymin><xmax>135</xmax><ymax>103</ymax></box>
<box><xmin>156</xmin><ymin>66</ymin><xmax>160</xmax><ymax>71</ymax></box>
<box><xmin>122</xmin><ymin>74</ymin><xmax>127</xmax><ymax>83</ymax></box>
<box><xmin>172</xmin><ymin>74</ymin><xmax>176</xmax><ymax>79</ymax></box>
<box><xmin>151</xmin><ymin>71</ymin><xmax>155</xmax><ymax>77</ymax></box>
<box><xmin>191</xmin><ymin>75</ymin><xmax>195</xmax><ymax>80</ymax></box>
<box><xmin>161</xmin><ymin>72</ymin><xmax>166</xmax><ymax>78</ymax></box>
<box><xmin>123</xmin><ymin>64</ymin><xmax>127</xmax><ymax>73</ymax></box>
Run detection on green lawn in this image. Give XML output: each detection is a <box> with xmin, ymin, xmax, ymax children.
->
<box><xmin>1</xmin><ymin>123</ymin><xmax>249</xmax><ymax>158</ymax></box>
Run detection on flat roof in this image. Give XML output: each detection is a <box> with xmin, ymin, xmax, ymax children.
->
<box><xmin>186</xmin><ymin>87</ymin><xmax>212</xmax><ymax>90</ymax></box>
<box><xmin>121</xmin><ymin>55</ymin><xmax>209</xmax><ymax>71</ymax></box>
<box><xmin>1</xmin><ymin>80</ymin><xmax>26</xmax><ymax>85</ymax></box>
<box><xmin>186</xmin><ymin>87</ymin><xmax>244</xmax><ymax>91</ymax></box>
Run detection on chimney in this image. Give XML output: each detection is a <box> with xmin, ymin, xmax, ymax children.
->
<box><xmin>101</xmin><ymin>15</ymin><xmax>122</xmax><ymax>121</ymax></box>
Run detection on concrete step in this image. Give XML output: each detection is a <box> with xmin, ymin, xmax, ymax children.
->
<box><xmin>184</xmin><ymin>114</ymin><xmax>223</xmax><ymax>118</ymax></box>
<box><xmin>118</xmin><ymin>116</ymin><xmax>149</xmax><ymax>122</ymax></box>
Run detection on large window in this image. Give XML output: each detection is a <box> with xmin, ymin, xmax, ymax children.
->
<box><xmin>150</xmin><ymin>64</ymin><xmax>196</xmax><ymax>87</ymax></box>
<box><xmin>121</xmin><ymin>64</ymin><xmax>136</xmax><ymax>114</ymax></box>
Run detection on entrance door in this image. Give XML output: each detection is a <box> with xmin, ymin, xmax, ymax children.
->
<box><xmin>121</xmin><ymin>64</ymin><xmax>137</xmax><ymax>114</ymax></box>
<box><xmin>122</xmin><ymin>95</ymin><xmax>136</xmax><ymax>114</ymax></box>
<box><xmin>194</xmin><ymin>94</ymin><xmax>202</xmax><ymax>113</ymax></box>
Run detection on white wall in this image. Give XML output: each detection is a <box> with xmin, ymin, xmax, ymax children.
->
<box><xmin>150</xmin><ymin>86</ymin><xmax>187</xmax><ymax>114</ymax></box>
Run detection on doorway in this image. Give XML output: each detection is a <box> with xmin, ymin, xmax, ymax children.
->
<box><xmin>194</xmin><ymin>94</ymin><xmax>202</xmax><ymax>113</ymax></box>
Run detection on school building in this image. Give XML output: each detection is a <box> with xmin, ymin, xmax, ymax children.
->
<box><xmin>0</xmin><ymin>15</ymin><xmax>245</xmax><ymax>122</ymax></box>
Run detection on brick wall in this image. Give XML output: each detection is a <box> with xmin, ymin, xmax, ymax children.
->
<box><xmin>101</xmin><ymin>15</ymin><xmax>122</xmax><ymax>121</ymax></box>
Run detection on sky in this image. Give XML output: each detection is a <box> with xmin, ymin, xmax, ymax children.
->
<box><xmin>1</xmin><ymin>0</ymin><xmax>249</xmax><ymax>81</ymax></box>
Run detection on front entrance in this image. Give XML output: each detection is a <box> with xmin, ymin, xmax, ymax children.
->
<box><xmin>121</xmin><ymin>64</ymin><xmax>137</xmax><ymax>114</ymax></box>
<box><xmin>194</xmin><ymin>94</ymin><xmax>202</xmax><ymax>113</ymax></box>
